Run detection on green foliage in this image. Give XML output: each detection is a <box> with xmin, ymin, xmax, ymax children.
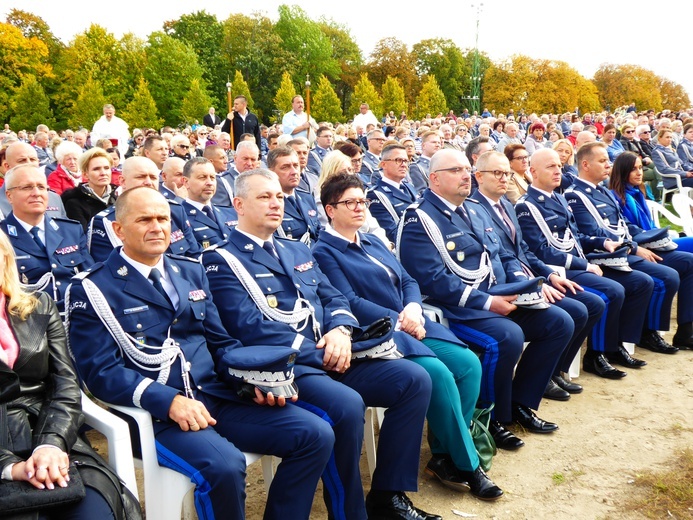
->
<box><xmin>67</xmin><ymin>75</ymin><xmax>106</xmax><ymax>129</ymax></box>
<box><xmin>231</xmin><ymin>70</ymin><xmax>254</xmax><ymax>112</ymax></box>
<box><xmin>163</xmin><ymin>10</ymin><xmax>226</xmax><ymax>108</ymax></box>
<box><xmin>381</xmin><ymin>76</ymin><xmax>408</xmax><ymax>118</ymax></box>
<box><xmin>318</xmin><ymin>19</ymin><xmax>363</xmax><ymax>112</ymax></box>
<box><xmin>312</xmin><ymin>75</ymin><xmax>343</xmax><ymax>123</ymax></box>
<box><xmin>120</xmin><ymin>77</ymin><xmax>163</xmax><ymax>130</ymax></box>
<box><xmin>349</xmin><ymin>74</ymin><xmax>382</xmax><ymax>120</ymax></box>
<box><xmin>415</xmin><ymin>75</ymin><xmax>447</xmax><ymax>119</ymax></box>
<box><xmin>413</xmin><ymin>39</ymin><xmax>466</xmax><ymax>112</ymax></box>
<box><xmin>8</xmin><ymin>75</ymin><xmax>55</xmax><ymax>130</ymax></box>
<box><xmin>367</xmin><ymin>38</ymin><xmax>417</xmax><ymax>106</ymax></box>
<box><xmin>180</xmin><ymin>78</ymin><xmax>212</xmax><ymax>127</ymax></box>
<box><xmin>144</xmin><ymin>31</ymin><xmax>205</xmax><ymax>126</ymax></box>
<box><xmin>274</xmin><ymin>71</ymin><xmax>298</xmax><ymax>120</ymax></box>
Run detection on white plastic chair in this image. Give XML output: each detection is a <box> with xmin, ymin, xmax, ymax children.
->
<box><xmin>102</xmin><ymin>401</ymin><xmax>275</xmax><ymax>520</ymax></box>
<box><xmin>364</xmin><ymin>407</ymin><xmax>386</xmax><ymax>479</ymax></box>
<box><xmin>657</xmin><ymin>166</ymin><xmax>685</xmax><ymax>204</ymax></box>
<box><xmin>668</xmin><ymin>191</ymin><xmax>693</xmax><ymax>236</ymax></box>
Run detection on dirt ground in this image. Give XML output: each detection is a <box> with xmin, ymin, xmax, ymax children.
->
<box><xmin>91</xmin><ymin>334</ymin><xmax>693</xmax><ymax>520</ymax></box>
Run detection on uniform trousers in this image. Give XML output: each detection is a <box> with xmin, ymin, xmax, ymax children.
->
<box><xmin>552</xmin><ymin>291</ymin><xmax>605</xmax><ymax>374</ymax></box>
<box><xmin>635</xmin><ymin>250</ymin><xmax>693</xmax><ymax>326</ymax></box>
<box><xmin>449</xmin><ymin>305</ymin><xmax>573</xmax><ymax>423</ymax></box>
<box><xmin>153</xmin><ymin>391</ymin><xmax>335</xmax><ymax>520</ymax></box>
<box><xmin>296</xmin><ymin>359</ymin><xmax>431</xmax><ymax>520</ymax></box>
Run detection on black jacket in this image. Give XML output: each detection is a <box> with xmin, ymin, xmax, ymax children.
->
<box><xmin>221</xmin><ymin>111</ymin><xmax>262</xmax><ymax>150</ymax></box>
<box><xmin>62</xmin><ymin>184</ymin><xmax>117</xmax><ymax>231</ymax></box>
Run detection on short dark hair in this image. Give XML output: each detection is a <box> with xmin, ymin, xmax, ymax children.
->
<box><xmin>143</xmin><ymin>134</ymin><xmax>164</xmax><ymax>152</ymax></box>
<box><xmin>183</xmin><ymin>157</ymin><xmax>211</xmax><ymax>178</ymax></box>
<box><xmin>317</xmin><ymin>126</ymin><xmax>332</xmax><ymax>137</ymax></box>
<box><xmin>320</xmin><ymin>172</ymin><xmax>364</xmax><ymax>222</ymax></box>
<box><xmin>465</xmin><ymin>136</ymin><xmax>491</xmax><ymax>165</ymax></box>
<box><xmin>336</xmin><ymin>142</ymin><xmax>362</xmax><ymax>159</ymax></box>
<box><xmin>267</xmin><ymin>146</ymin><xmax>296</xmax><ymax>170</ymax></box>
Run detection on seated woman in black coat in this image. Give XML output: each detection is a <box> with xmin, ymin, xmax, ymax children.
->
<box><xmin>62</xmin><ymin>148</ymin><xmax>117</xmax><ymax>231</ymax></box>
<box><xmin>0</xmin><ymin>230</ymin><xmax>118</xmax><ymax>519</ymax></box>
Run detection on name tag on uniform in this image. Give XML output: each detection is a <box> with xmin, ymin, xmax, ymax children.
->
<box><xmin>445</xmin><ymin>232</ymin><xmax>463</xmax><ymax>239</ymax></box>
<box><xmin>596</xmin><ymin>204</ymin><xmax>607</xmax><ymax>208</ymax></box>
<box><xmin>545</xmin><ymin>215</ymin><xmax>558</xmax><ymax>221</ymax></box>
<box><xmin>124</xmin><ymin>305</ymin><xmax>149</xmax><ymax>315</ymax></box>
<box><xmin>15</xmin><ymin>255</ymin><xmax>30</xmax><ymax>260</ymax></box>
<box><xmin>255</xmin><ymin>273</ymin><xmax>274</xmax><ymax>278</ymax></box>
<box><xmin>194</xmin><ymin>226</ymin><xmax>210</xmax><ymax>231</ymax></box>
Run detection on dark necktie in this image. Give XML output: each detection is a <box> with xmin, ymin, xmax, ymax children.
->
<box><xmin>455</xmin><ymin>206</ymin><xmax>472</xmax><ymax>228</ymax></box>
<box><xmin>149</xmin><ymin>268</ymin><xmax>171</xmax><ymax>305</ymax></box>
<box><xmin>495</xmin><ymin>202</ymin><xmax>516</xmax><ymax>242</ymax></box>
<box><xmin>202</xmin><ymin>205</ymin><xmax>217</xmax><ymax>224</ymax></box>
<box><xmin>30</xmin><ymin>226</ymin><xmax>46</xmax><ymax>253</ymax></box>
<box><xmin>262</xmin><ymin>241</ymin><xmax>280</xmax><ymax>261</ymax></box>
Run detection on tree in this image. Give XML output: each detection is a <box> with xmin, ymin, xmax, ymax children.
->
<box><xmin>531</xmin><ymin>60</ymin><xmax>600</xmax><ymax>114</ymax></box>
<box><xmin>659</xmin><ymin>78</ymin><xmax>690</xmax><ymax>111</ymax></box>
<box><xmin>163</xmin><ymin>10</ymin><xmax>226</xmax><ymax>107</ymax></box>
<box><xmin>67</xmin><ymin>75</ymin><xmax>107</xmax><ymax>129</ymax></box>
<box><xmin>318</xmin><ymin>19</ymin><xmax>363</xmax><ymax>112</ymax></box>
<box><xmin>180</xmin><ymin>78</ymin><xmax>213</xmax><ymax>127</ymax></box>
<box><xmin>8</xmin><ymin>75</ymin><xmax>55</xmax><ymax>130</ymax></box>
<box><xmin>274</xmin><ymin>71</ymin><xmax>298</xmax><ymax>122</ymax></box>
<box><xmin>0</xmin><ymin>22</ymin><xmax>51</xmax><ymax>117</ymax></box>
<box><xmin>230</xmin><ymin>70</ymin><xmax>254</xmax><ymax>112</ymax></box>
<box><xmin>143</xmin><ymin>31</ymin><xmax>205</xmax><ymax>126</ymax></box>
<box><xmin>482</xmin><ymin>55</ymin><xmax>537</xmax><ymax>114</ymax></box>
<box><xmin>367</xmin><ymin>38</ymin><xmax>417</xmax><ymax>105</ymax></box>
<box><xmin>6</xmin><ymin>9</ymin><xmax>63</xmax><ymax>61</ymax></box>
<box><xmin>593</xmin><ymin>64</ymin><xmax>662</xmax><ymax>112</ymax></box>
<box><xmin>349</xmin><ymin>74</ymin><xmax>382</xmax><ymax>120</ymax></box>
<box><xmin>274</xmin><ymin>5</ymin><xmax>340</xmax><ymax>86</ymax></box>
<box><xmin>311</xmin><ymin>75</ymin><xmax>343</xmax><ymax>123</ymax></box>
<box><xmin>415</xmin><ymin>75</ymin><xmax>447</xmax><ymax>119</ymax></box>
<box><xmin>381</xmin><ymin>76</ymin><xmax>407</xmax><ymax>117</ymax></box>
<box><xmin>412</xmin><ymin>39</ymin><xmax>466</xmax><ymax>112</ymax></box>
<box><xmin>120</xmin><ymin>77</ymin><xmax>163</xmax><ymax>130</ymax></box>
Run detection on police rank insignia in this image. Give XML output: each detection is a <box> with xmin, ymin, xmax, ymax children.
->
<box><xmin>7</xmin><ymin>225</ymin><xmax>17</xmax><ymax>237</ymax></box>
<box><xmin>267</xmin><ymin>295</ymin><xmax>278</xmax><ymax>308</ymax></box>
<box><xmin>538</xmin><ymin>195</ymin><xmax>545</xmax><ymax>201</ymax></box>
<box><xmin>117</xmin><ymin>266</ymin><xmax>128</xmax><ymax>277</ymax></box>
<box><xmin>294</xmin><ymin>261</ymin><xmax>313</xmax><ymax>272</ymax></box>
<box><xmin>244</xmin><ymin>243</ymin><xmax>254</xmax><ymax>251</ymax></box>
<box><xmin>446</xmin><ymin>241</ymin><xmax>455</xmax><ymax>251</ymax></box>
<box><xmin>202</xmin><ymin>241</ymin><xmax>210</xmax><ymax>249</ymax></box>
<box><xmin>188</xmin><ymin>289</ymin><xmax>206</xmax><ymax>301</ymax></box>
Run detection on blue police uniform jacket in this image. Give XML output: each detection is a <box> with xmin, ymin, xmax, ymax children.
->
<box><xmin>651</xmin><ymin>144</ymin><xmax>690</xmax><ymax>188</ymax></box>
<box><xmin>211</xmin><ymin>171</ymin><xmax>236</xmax><ymax>207</ymax></box>
<box><xmin>279</xmin><ymin>191</ymin><xmax>321</xmax><ymax>244</ymax></box>
<box><xmin>181</xmin><ymin>201</ymin><xmax>238</xmax><ymax>250</ymax></box>
<box><xmin>0</xmin><ymin>186</ymin><xmax>66</xmax><ymax>220</ymax></box>
<box><xmin>677</xmin><ymin>139</ymin><xmax>693</xmax><ymax>171</ymax></box>
<box><xmin>1</xmin><ymin>213</ymin><xmax>93</xmax><ymax>306</ymax></box>
<box><xmin>201</xmin><ymin>229</ymin><xmax>359</xmax><ymax>374</ymax></box>
<box><xmin>408</xmin><ymin>156</ymin><xmax>431</xmax><ymax>195</ymax></box>
<box><xmin>515</xmin><ymin>186</ymin><xmax>607</xmax><ymax>270</ymax></box>
<box><xmin>367</xmin><ymin>179</ymin><xmax>417</xmax><ymax>243</ymax></box>
<box><xmin>313</xmin><ymin>230</ymin><xmax>464</xmax><ymax>357</ymax></box>
<box><xmin>397</xmin><ymin>189</ymin><xmax>526</xmax><ymax>322</ymax></box>
<box><xmin>359</xmin><ymin>151</ymin><xmax>381</xmax><ymax>186</ymax></box>
<box><xmin>470</xmin><ymin>191</ymin><xmax>556</xmax><ymax>279</ymax></box>
<box><xmin>67</xmin><ymin>250</ymin><xmax>246</xmax><ymax>421</ymax></box>
<box><xmin>159</xmin><ymin>184</ymin><xmax>184</xmax><ymax>203</ymax></box>
<box><xmin>88</xmin><ymin>200</ymin><xmax>201</xmax><ymax>262</ymax></box>
<box><xmin>305</xmin><ymin>146</ymin><xmax>330</xmax><ymax>177</ymax></box>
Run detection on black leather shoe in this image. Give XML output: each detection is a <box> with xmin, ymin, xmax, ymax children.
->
<box><xmin>638</xmin><ymin>330</ymin><xmax>679</xmax><ymax>354</ymax></box>
<box><xmin>488</xmin><ymin>420</ymin><xmax>524</xmax><ymax>450</ymax></box>
<box><xmin>424</xmin><ymin>455</ymin><xmax>470</xmax><ymax>492</ymax></box>
<box><xmin>543</xmin><ymin>379</ymin><xmax>570</xmax><ymax>401</ymax></box>
<box><xmin>365</xmin><ymin>491</ymin><xmax>442</xmax><ymax>520</ymax></box>
<box><xmin>607</xmin><ymin>345</ymin><xmax>647</xmax><ymax>368</ymax></box>
<box><xmin>458</xmin><ymin>466</ymin><xmax>504</xmax><ymax>501</ymax></box>
<box><xmin>512</xmin><ymin>404</ymin><xmax>558</xmax><ymax>433</ymax></box>
<box><xmin>672</xmin><ymin>323</ymin><xmax>693</xmax><ymax>350</ymax></box>
<box><xmin>552</xmin><ymin>374</ymin><xmax>582</xmax><ymax>394</ymax></box>
<box><xmin>582</xmin><ymin>352</ymin><xmax>627</xmax><ymax>379</ymax></box>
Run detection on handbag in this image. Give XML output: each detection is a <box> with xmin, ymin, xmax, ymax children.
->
<box><xmin>0</xmin><ymin>463</ymin><xmax>86</xmax><ymax>517</ymax></box>
<box><xmin>470</xmin><ymin>403</ymin><xmax>497</xmax><ymax>472</ymax></box>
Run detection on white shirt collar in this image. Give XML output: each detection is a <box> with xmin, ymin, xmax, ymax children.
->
<box><xmin>431</xmin><ymin>191</ymin><xmax>462</xmax><ymax>212</ymax></box>
<box><xmin>119</xmin><ymin>249</ymin><xmax>167</xmax><ymax>282</ymax></box>
<box><xmin>235</xmin><ymin>227</ymin><xmax>272</xmax><ymax>248</ymax></box>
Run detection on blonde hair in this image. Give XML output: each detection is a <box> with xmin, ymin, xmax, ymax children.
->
<box><xmin>317</xmin><ymin>151</ymin><xmax>353</xmax><ymax>191</ymax></box>
<box><xmin>0</xmin><ymin>230</ymin><xmax>39</xmax><ymax>320</ymax></box>
<box><xmin>552</xmin><ymin>139</ymin><xmax>575</xmax><ymax>166</ymax></box>
<box><xmin>79</xmin><ymin>147</ymin><xmax>113</xmax><ymax>174</ymax></box>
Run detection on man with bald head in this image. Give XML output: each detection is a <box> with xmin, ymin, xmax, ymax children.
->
<box><xmin>0</xmin><ymin>164</ymin><xmax>93</xmax><ymax>310</ymax></box>
<box><xmin>160</xmin><ymin>156</ymin><xmax>187</xmax><ymax>202</ymax></box>
<box><xmin>399</xmin><ymin>148</ymin><xmax>572</xmax><ymax>451</ymax></box>
<box><xmin>88</xmin><ymin>156</ymin><xmax>200</xmax><ymax>261</ymax></box>
<box><xmin>515</xmin><ymin>148</ymin><xmax>654</xmax><ymax>379</ymax></box>
<box><xmin>575</xmin><ymin>130</ymin><xmax>596</xmax><ymax>150</ymax></box>
<box><xmin>0</xmin><ymin>142</ymin><xmax>66</xmax><ymax>219</ymax></box>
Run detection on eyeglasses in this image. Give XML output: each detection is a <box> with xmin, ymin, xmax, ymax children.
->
<box><xmin>640</xmin><ymin>131</ymin><xmax>651</xmax><ymax>134</ymax></box>
<box><xmin>433</xmin><ymin>166</ymin><xmax>472</xmax><ymax>175</ymax></box>
<box><xmin>331</xmin><ymin>198</ymin><xmax>372</xmax><ymax>210</ymax></box>
<box><xmin>624</xmin><ymin>130</ymin><xmax>635</xmax><ymax>134</ymax></box>
<box><xmin>382</xmin><ymin>158</ymin><xmax>410</xmax><ymax>166</ymax></box>
<box><xmin>7</xmin><ymin>183</ymin><xmax>48</xmax><ymax>193</ymax></box>
<box><xmin>199</xmin><ymin>132</ymin><xmax>209</xmax><ymax>136</ymax></box>
<box><xmin>351</xmin><ymin>157</ymin><xmax>363</xmax><ymax>165</ymax></box>
<box><xmin>176</xmin><ymin>144</ymin><xmax>192</xmax><ymax>149</ymax></box>
<box><xmin>369</xmin><ymin>138</ymin><xmax>386</xmax><ymax>142</ymax></box>
<box><xmin>478</xmin><ymin>170</ymin><xmax>515</xmax><ymax>180</ymax></box>
<box><xmin>511</xmin><ymin>155</ymin><xmax>529</xmax><ymax>162</ymax></box>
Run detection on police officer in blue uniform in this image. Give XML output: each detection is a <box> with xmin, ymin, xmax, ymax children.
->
<box><xmin>565</xmin><ymin>142</ymin><xmax>686</xmax><ymax>355</ymax></box>
<box><xmin>398</xmin><ymin>149</ymin><xmax>573</xmax><ymax>450</ymax></box>
<box><xmin>67</xmin><ymin>187</ymin><xmax>334</xmax><ymax>520</ymax></box>
<box><xmin>515</xmin><ymin>148</ymin><xmax>654</xmax><ymax>377</ymax></box>
<box><xmin>470</xmin><ymin>151</ymin><xmax>605</xmax><ymax>400</ymax></box>
<box><xmin>360</xmin><ymin>129</ymin><xmax>385</xmax><ymax>186</ymax></box>
<box><xmin>1</xmin><ymin>164</ymin><xmax>93</xmax><ymax>310</ymax></box>
<box><xmin>201</xmin><ymin>169</ymin><xmax>440</xmax><ymax>520</ymax></box>
<box><xmin>367</xmin><ymin>144</ymin><xmax>418</xmax><ymax>243</ymax></box>
<box><xmin>267</xmin><ymin>147</ymin><xmax>321</xmax><ymax>246</ymax></box>
<box><xmin>180</xmin><ymin>158</ymin><xmax>238</xmax><ymax>250</ymax></box>
<box><xmin>305</xmin><ymin>126</ymin><xmax>333</xmax><ymax>177</ymax></box>
<box><xmin>88</xmin><ymin>157</ymin><xmax>201</xmax><ymax>262</ymax></box>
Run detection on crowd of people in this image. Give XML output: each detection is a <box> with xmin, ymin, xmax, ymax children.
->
<box><xmin>1</xmin><ymin>98</ymin><xmax>692</xmax><ymax>520</ymax></box>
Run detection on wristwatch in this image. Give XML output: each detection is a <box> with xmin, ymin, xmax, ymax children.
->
<box><xmin>336</xmin><ymin>325</ymin><xmax>353</xmax><ymax>338</ymax></box>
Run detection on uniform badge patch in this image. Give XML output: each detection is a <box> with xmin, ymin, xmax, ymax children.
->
<box><xmin>188</xmin><ymin>289</ymin><xmax>206</xmax><ymax>301</ymax></box>
<box><xmin>244</xmin><ymin>243</ymin><xmax>254</xmax><ymax>251</ymax></box>
<box><xmin>446</xmin><ymin>241</ymin><xmax>455</xmax><ymax>251</ymax></box>
<box><xmin>267</xmin><ymin>295</ymin><xmax>278</xmax><ymax>308</ymax></box>
<box><xmin>7</xmin><ymin>225</ymin><xmax>17</xmax><ymax>237</ymax></box>
<box><xmin>117</xmin><ymin>266</ymin><xmax>129</xmax><ymax>277</ymax></box>
<box><xmin>294</xmin><ymin>261</ymin><xmax>314</xmax><ymax>272</ymax></box>
<box><xmin>170</xmin><ymin>229</ymin><xmax>184</xmax><ymax>243</ymax></box>
<box><xmin>55</xmin><ymin>245</ymin><xmax>79</xmax><ymax>255</ymax></box>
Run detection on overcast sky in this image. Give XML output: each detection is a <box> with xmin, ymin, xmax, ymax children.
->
<box><xmin>3</xmin><ymin>0</ymin><xmax>690</xmax><ymax>107</ymax></box>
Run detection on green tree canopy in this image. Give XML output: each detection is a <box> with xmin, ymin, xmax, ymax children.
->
<box><xmin>312</xmin><ymin>75</ymin><xmax>343</xmax><ymax>124</ymax></box>
<box><xmin>318</xmin><ymin>19</ymin><xmax>363</xmax><ymax>112</ymax></box>
<box><xmin>413</xmin><ymin>39</ymin><xmax>465</xmax><ymax>113</ymax></box>
<box><xmin>415</xmin><ymin>75</ymin><xmax>447</xmax><ymax>119</ymax></box>
<box><xmin>180</xmin><ymin>78</ymin><xmax>213</xmax><ymax>127</ymax></box>
<box><xmin>367</xmin><ymin>38</ymin><xmax>417</xmax><ymax>106</ymax></box>
<box><xmin>349</xmin><ymin>74</ymin><xmax>382</xmax><ymax>120</ymax></box>
<box><xmin>120</xmin><ymin>77</ymin><xmax>163</xmax><ymax>130</ymax></box>
<box><xmin>274</xmin><ymin>71</ymin><xmax>298</xmax><ymax>121</ymax></box>
<box><xmin>9</xmin><ymin>75</ymin><xmax>55</xmax><ymax>130</ymax></box>
<box><xmin>67</xmin><ymin>75</ymin><xmax>107</xmax><ymax>129</ymax></box>
<box><xmin>381</xmin><ymin>76</ymin><xmax>407</xmax><ymax>118</ymax></box>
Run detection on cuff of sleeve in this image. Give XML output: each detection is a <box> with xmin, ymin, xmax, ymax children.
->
<box><xmin>1</xmin><ymin>463</ymin><xmax>15</xmax><ymax>481</ymax></box>
<box><xmin>483</xmin><ymin>295</ymin><xmax>493</xmax><ymax>311</ymax></box>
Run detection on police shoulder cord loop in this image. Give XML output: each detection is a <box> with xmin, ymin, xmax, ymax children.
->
<box><xmin>103</xmin><ymin>216</ymin><xmax>123</xmax><ymax>248</ymax></box>
<box><xmin>524</xmin><ymin>200</ymin><xmax>580</xmax><ymax>255</ymax></box>
<box><xmin>21</xmin><ymin>271</ymin><xmax>59</xmax><ymax>303</ymax></box>
<box><xmin>371</xmin><ymin>189</ymin><xmax>400</xmax><ymax>223</ymax></box>
<box><xmin>299</xmin><ymin>231</ymin><xmax>312</xmax><ymax>247</ymax></box>
<box><xmin>65</xmin><ymin>278</ymin><xmax>194</xmax><ymax>399</ymax></box>
<box><xmin>397</xmin><ymin>208</ymin><xmax>493</xmax><ymax>289</ymax></box>
<box><xmin>214</xmin><ymin>248</ymin><xmax>321</xmax><ymax>340</ymax></box>
<box><xmin>569</xmin><ymin>190</ymin><xmax>629</xmax><ymax>240</ymax></box>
